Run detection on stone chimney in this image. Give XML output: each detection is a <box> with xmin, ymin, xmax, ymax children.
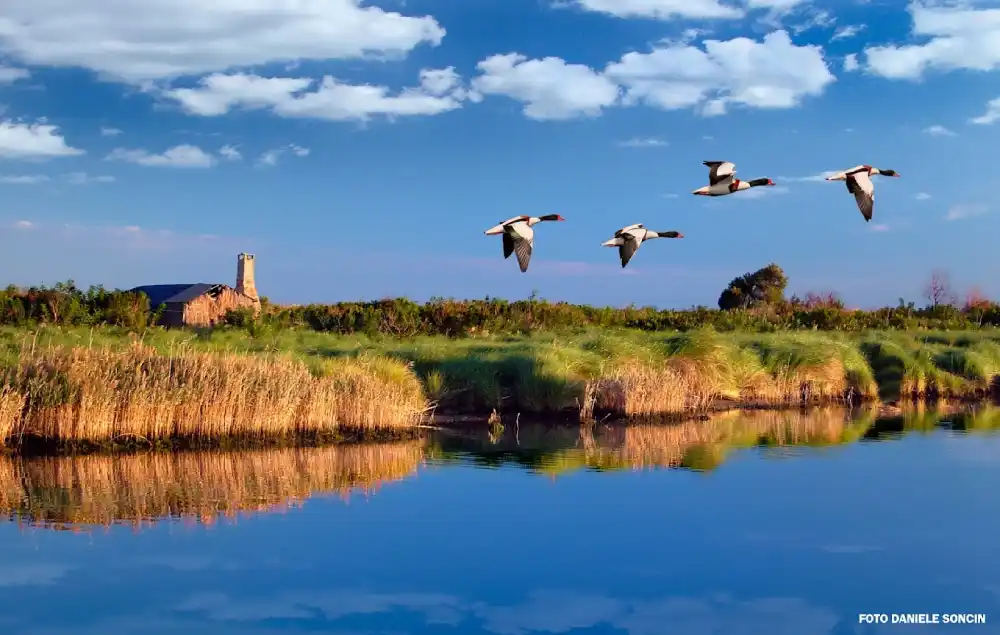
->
<box><xmin>236</xmin><ymin>252</ymin><xmax>259</xmax><ymax>303</ymax></box>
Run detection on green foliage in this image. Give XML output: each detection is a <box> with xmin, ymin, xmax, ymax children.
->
<box><xmin>5</xmin><ymin>275</ymin><xmax>1000</xmax><ymax>337</ymax></box>
<box><xmin>718</xmin><ymin>263</ymin><xmax>789</xmax><ymax>310</ymax></box>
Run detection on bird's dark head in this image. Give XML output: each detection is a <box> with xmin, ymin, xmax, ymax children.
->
<box><xmin>539</xmin><ymin>214</ymin><xmax>565</xmax><ymax>221</ymax></box>
<box><xmin>661</xmin><ymin>231</ymin><xmax>684</xmax><ymax>238</ymax></box>
<box><xmin>880</xmin><ymin>169</ymin><xmax>900</xmax><ymax>177</ymax></box>
<box><xmin>748</xmin><ymin>178</ymin><xmax>775</xmax><ymax>187</ymax></box>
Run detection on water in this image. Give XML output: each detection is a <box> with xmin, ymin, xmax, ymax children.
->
<box><xmin>2</xmin><ymin>405</ymin><xmax>1000</xmax><ymax>634</ymax></box>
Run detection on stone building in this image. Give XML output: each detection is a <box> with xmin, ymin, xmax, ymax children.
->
<box><xmin>131</xmin><ymin>253</ymin><xmax>261</xmax><ymax>328</ymax></box>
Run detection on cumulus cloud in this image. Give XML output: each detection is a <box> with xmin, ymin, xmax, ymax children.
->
<box><xmin>945</xmin><ymin>203</ymin><xmax>990</xmax><ymax>221</ymax></box>
<box><xmin>604</xmin><ymin>30</ymin><xmax>835</xmax><ymax>116</ymax></box>
<box><xmin>864</xmin><ymin>2</ymin><xmax>1000</xmax><ymax>79</ymax></box>
<box><xmin>843</xmin><ymin>53</ymin><xmax>859</xmax><ymax>72</ymax></box>
<box><xmin>831</xmin><ymin>24</ymin><xmax>864</xmax><ymax>40</ymax></box>
<box><xmin>218</xmin><ymin>145</ymin><xmax>241</xmax><ymax>161</ymax></box>
<box><xmin>618</xmin><ymin>137</ymin><xmax>668</xmax><ymax>147</ymax></box>
<box><xmin>471</xmin><ymin>54</ymin><xmax>620</xmax><ymax>120</ymax></box>
<box><xmin>256</xmin><ymin>144</ymin><xmax>310</xmax><ymax>167</ymax></box>
<box><xmin>915</xmin><ymin>192</ymin><xmax>930</xmax><ymax>200</ymax></box>
<box><xmin>106</xmin><ymin>144</ymin><xmax>217</xmax><ymax>168</ymax></box>
<box><xmin>0</xmin><ymin>66</ymin><xmax>29</xmax><ymax>84</ymax></box>
<box><xmin>0</xmin><ymin>174</ymin><xmax>48</xmax><ymax>184</ymax></box>
<box><xmin>569</xmin><ymin>0</ymin><xmax>743</xmax><ymax>19</ymax></box>
<box><xmin>164</xmin><ymin>68</ymin><xmax>471</xmax><ymax>121</ymax></box>
<box><xmin>923</xmin><ymin>124</ymin><xmax>956</xmax><ymax>136</ymax></box>
<box><xmin>970</xmin><ymin>97</ymin><xmax>1000</xmax><ymax>125</ymax></box>
<box><xmin>0</xmin><ymin>121</ymin><xmax>85</xmax><ymax>160</ymax></box>
<box><xmin>65</xmin><ymin>172</ymin><xmax>115</xmax><ymax>184</ymax></box>
<box><xmin>0</xmin><ymin>0</ymin><xmax>445</xmax><ymax>84</ymax></box>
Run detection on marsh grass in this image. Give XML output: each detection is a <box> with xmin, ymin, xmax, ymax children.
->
<box><xmin>0</xmin><ymin>441</ymin><xmax>423</xmax><ymax>530</ymax></box>
<box><xmin>3</xmin><ymin>326</ymin><xmax>1000</xmax><ymax>428</ymax></box>
<box><xmin>0</xmin><ymin>341</ymin><xmax>427</xmax><ymax>447</ymax></box>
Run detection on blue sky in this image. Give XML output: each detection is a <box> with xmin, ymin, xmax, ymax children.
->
<box><xmin>0</xmin><ymin>0</ymin><xmax>998</xmax><ymax>309</ymax></box>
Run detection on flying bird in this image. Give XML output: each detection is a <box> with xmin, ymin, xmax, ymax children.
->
<box><xmin>601</xmin><ymin>223</ymin><xmax>684</xmax><ymax>268</ymax></box>
<box><xmin>483</xmin><ymin>214</ymin><xmax>565</xmax><ymax>272</ymax></box>
<box><xmin>824</xmin><ymin>165</ymin><xmax>900</xmax><ymax>222</ymax></box>
<box><xmin>692</xmin><ymin>161</ymin><xmax>776</xmax><ymax>196</ymax></box>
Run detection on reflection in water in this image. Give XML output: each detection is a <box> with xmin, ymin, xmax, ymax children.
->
<box><xmin>2</xmin><ymin>404</ymin><xmax>1000</xmax><ymax>532</ymax></box>
<box><xmin>0</xmin><ymin>442</ymin><xmax>424</xmax><ymax>531</ymax></box>
<box><xmin>428</xmin><ymin>403</ymin><xmax>1000</xmax><ymax>475</ymax></box>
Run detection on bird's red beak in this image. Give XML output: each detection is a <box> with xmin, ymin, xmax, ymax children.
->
<box><xmin>677</xmin><ymin>233</ymin><xmax>685</xmax><ymax>238</ymax></box>
<box><xmin>768</xmin><ymin>179</ymin><xmax>776</xmax><ymax>186</ymax></box>
<box><xmin>556</xmin><ymin>215</ymin><xmax>565</xmax><ymax>221</ymax></box>
<box><xmin>892</xmin><ymin>173</ymin><xmax>901</xmax><ymax>177</ymax></box>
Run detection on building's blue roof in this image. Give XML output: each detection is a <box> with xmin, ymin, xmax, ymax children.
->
<box><xmin>129</xmin><ymin>283</ymin><xmax>221</xmax><ymax>307</ymax></box>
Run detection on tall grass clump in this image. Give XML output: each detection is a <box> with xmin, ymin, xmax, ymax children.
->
<box><xmin>861</xmin><ymin>335</ymin><xmax>970</xmax><ymax>400</ymax></box>
<box><xmin>0</xmin><ymin>343</ymin><xmax>428</xmax><ymax>447</ymax></box>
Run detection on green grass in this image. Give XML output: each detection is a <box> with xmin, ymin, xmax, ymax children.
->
<box><xmin>3</xmin><ymin>325</ymin><xmax>1000</xmax><ymax>425</ymax></box>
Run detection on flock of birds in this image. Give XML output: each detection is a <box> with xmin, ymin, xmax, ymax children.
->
<box><xmin>484</xmin><ymin>161</ymin><xmax>901</xmax><ymax>272</ymax></box>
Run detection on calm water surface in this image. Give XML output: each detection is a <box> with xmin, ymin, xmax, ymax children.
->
<box><xmin>2</xmin><ymin>406</ymin><xmax>1000</xmax><ymax>634</ymax></box>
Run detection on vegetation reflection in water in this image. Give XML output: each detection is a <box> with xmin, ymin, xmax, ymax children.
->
<box><xmin>2</xmin><ymin>404</ymin><xmax>1000</xmax><ymax>532</ymax></box>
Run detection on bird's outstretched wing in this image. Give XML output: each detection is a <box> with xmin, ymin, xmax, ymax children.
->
<box><xmin>513</xmin><ymin>237</ymin><xmax>533</xmax><ymax>272</ymax></box>
<box><xmin>846</xmin><ymin>172</ymin><xmax>875</xmax><ymax>222</ymax></box>
<box><xmin>618</xmin><ymin>233</ymin><xmax>643</xmax><ymax>268</ymax></box>
<box><xmin>502</xmin><ymin>232</ymin><xmax>515</xmax><ymax>259</ymax></box>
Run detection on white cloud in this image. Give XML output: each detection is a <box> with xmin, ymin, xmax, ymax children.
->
<box><xmin>735</xmin><ymin>184</ymin><xmax>790</xmax><ymax>199</ymax></box>
<box><xmin>864</xmin><ymin>2</ymin><xmax>1000</xmax><ymax>79</ymax></box>
<box><xmin>970</xmin><ymin>97</ymin><xmax>1000</xmax><ymax>125</ymax></box>
<box><xmin>99</xmin><ymin>126</ymin><xmax>122</xmax><ymax>136</ymax></box>
<box><xmin>604</xmin><ymin>30</ymin><xmax>835</xmax><ymax>116</ymax></box>
<box><xmin>923</xmin><ymin>124</ymin><xmax>955</xmax><ymax>136</ymax></box>
<box><xmin>780</xmin><ymin>170</ymin><xmax>838</xmax><ymax>182</ymax></box>
<box><xmin>0</xmin><ymin>0</ymin><xmax>446</xmax><ymax>84</ymax></box>
<box><xmin>945</xmin><ymin>203</ymin><xmax>990</xmax><ymax>221</ymax></box>
<box><xmin>831</xmin><ymin>25</ymin><xmax>864</xmax><ymax>40</ymax></box>
<box><xmin>106</xmin><ymin>144</ymin><xmax>216</xmax><ymax>168</ymax></box>
<box><xmin>0</xmin><ymin>174</ymin><xmax>48</xmax><ymax>184</ymax></box>
<box><xmin>0</xmin><ymin>121</ymin><xmax>85</xmax><ymax>160</ymax></box>
<box><xmin>219</xmin><ymin>145</ymin><xmax>241</xmax><ymax>161</ymax></box>
<box><xmin>915</xmin><ymin>192</ymin><xmax>930</xmax><ymax>200</ymax></box>
<box><xmin>569</xmin><ymin>0</ymin><xmax>743</xmax><ymax>20</ymax></box>
<box><xmin>843</xmin><ymin>53</ymin><xmax>859</xmax><ymax>72</ymax></box>
<box><xmin>65</xmin><ymin>172</ymin><xmax>115</xmax><ymax>184</ymax></box>
<box><xmin>472</xmin><ymin>54</ymin><xmax>620</xmax><ymax>120</ymax></box>
<box><xmin>164</xmin><ymin>68</ymin><xmax>471</xmax><ymax>121</ymax></box>
<box><xmin>0</xmin><ymin>66</ymin><xmax>29</xmax><ymax>84</ymax></box>
<box><xmin>870</xmin><ymin>223</ymin><xmax>890</xmax><ymax>232</ymax></box>
<box><xmin>256</xmin><ymin>144</ymin><xmax>310</xmax><ymax>167</ymax></box>
<box><xmin>12</xmin><ymin>220</ymin><xmax>35</xmax><ymax>229</ymax></box>
<box><xmin>618</xmin><ymin>137</ymin><xmax>668</xmax><ymax>148</ymax></box>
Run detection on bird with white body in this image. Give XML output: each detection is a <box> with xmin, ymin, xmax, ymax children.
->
<box><xmin>692</xmin><ymin>160</ymin><xmax>776</xmax><ymax>196</ymax></box>
<box><xmin>484</xmin><ymin>214</ymin><xmax>565</xmax><ymax>272</ymax></box>
<box><xmin>602</xmin><ymin>223</ymin><xmax>684</xmax><ymax>268</ymax></box>
<box><xmin>824</xmin><ymin>165</ymin><xmax>900</xmax><ymax>222</ymax></box>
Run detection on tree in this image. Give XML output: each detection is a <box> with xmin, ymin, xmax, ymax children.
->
<box><xmin>964</xmin><ymin>286</ymin><xmax>992</xmax><ymax>327</ymax></box>
<box><xmin>923</xmin><ymin>269</ymin><xmax>956</xmax><ymax>308</ymax></box>
<box><xmin>718</xmin><ymin>263</ymin><xmax>789</xmax><ymax>310</ymax></box>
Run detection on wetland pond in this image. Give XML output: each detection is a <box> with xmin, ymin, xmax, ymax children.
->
<box><xmin>2</xmin><ymin>405</ymin><xmax>1000</xmax><ymax>634</ymax></box>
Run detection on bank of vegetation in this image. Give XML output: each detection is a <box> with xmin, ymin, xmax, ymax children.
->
<box><xmin>2</xmin><ymin>265</ymin><xmax>999</xmax><ymax>335</ymax></box>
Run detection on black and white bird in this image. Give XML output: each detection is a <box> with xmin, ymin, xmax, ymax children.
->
<box><xmin>692</xmin><ymin>161</ymin><xmax>776</xmax><ymax>196</ymax></box>
<box><xmin>601</xmin><ymin>224</ymin><xmax>684</xmax><ymax>268</ymax></box>
<box><xmin>484</xmin><ymin>214</ymin><xmax>565</xmax><ymax>272</ymax></box>
<box><xmin>824</xmin><ymin>165</ymin><xmax>900</xmax><ymax>222</ymax></box>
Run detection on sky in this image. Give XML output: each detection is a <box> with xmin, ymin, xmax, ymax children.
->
<box><xmin>0</xmin><ymin>0</ymin><xmax>998</xmax><ymax>309</ymax></box>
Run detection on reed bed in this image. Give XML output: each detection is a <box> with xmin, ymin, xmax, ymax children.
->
<box><xmin>2</xmin><ymin>326</ymin><xmax>1000</xmax><ymax>424</ymax></box>
<box><xmin>0</xmin><ymin>342</ymin><xmax>428</xmax><ymax>446</ymax></box>
<box><xmin>0</xmin><ymin>441</ymin><xmax>424</xmax><ymax>530</ymax></box>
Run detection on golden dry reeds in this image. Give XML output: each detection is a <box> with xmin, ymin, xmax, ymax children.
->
<box><xmin>0</xmin><ymin>441</ymin><xmax>424</xmax><ymax>530</ymax></box>
<box><xmin>0</xmin><ymin>343</ymin><xmax>428</xmax><ymax>445</ymax></box>
<box><xmin>555</xmin><ymin>406</ymin><xmax>873</xmax><ymax>474</ymax></box>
